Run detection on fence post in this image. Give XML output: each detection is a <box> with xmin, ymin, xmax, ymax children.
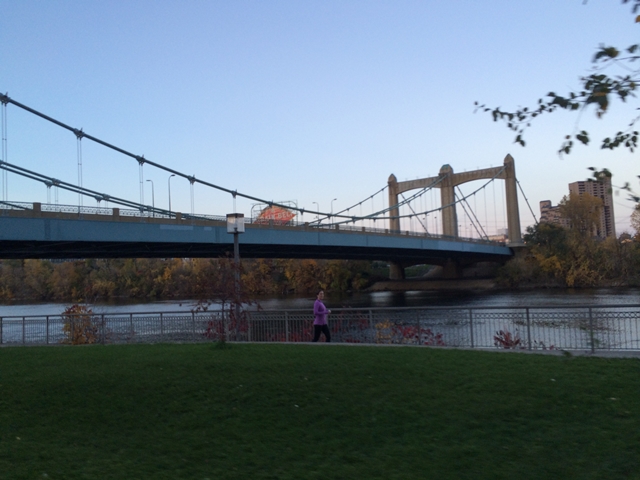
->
<box><xmin>247</xmin><ymin>311</ymin><xmax>252</xmax><ymax>342</ymax></box>
<box><xmin>22</xmin><ymin>316</ymin><xmax>25</xmax><ymax>345</ymax></box>
<box><xmin>469</xmin><ymin>309</ymin><xmax>474</xmax><ymax>348</ymax></box>
<box><xmin>369</xmin><ymin>310</ymin><xmax>373</xmax><ymax>344</ymax></box>
<box><xmin>416</xmin><ymin>310</ymin><xmax>421</xmax><ymax>345</ymax></box>
<box><xmin>285</xmin><ymin>311</ymin><xmax>289</xmax><ymax>343</ymax></box>
<box><xmin>0</xmin><ymin>317</ymin><xmax>3</xmax><ymax>345</ymax></box>
<box><xmin>101</xmin><ymin>314</ymin><xmax>105</xmax><ymax>345</ymax></box>
<box><xmin>589</xmin><ymin>307</ymin><xmax>595</xmax><ymax>353</ymax></box>
<box><xmin>46</xmin><ymin>315</ymin><xmax>49</xmax><ymax>345</ymax></box>
<box><xmin>192</xmin><ymin>311</ymin><xmax>196</xmax><ymax>341</ymax></box>
<box><xmin>130</xmin><ymin>313</ymin><xmax>134</xmax><ymax>342</ymax></box>
<box><xmin>160</xmin><ymin>312</ymin><xmax>164</xmax><ymax>340</ymax></box>
<box><xmin>526</xmin><ymin>308</ymin><xmax>532</xmax><ymax>351</ymax></box>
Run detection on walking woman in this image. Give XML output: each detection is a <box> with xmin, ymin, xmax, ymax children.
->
<box><xmin>313</xmin><ymin>290</ymin><xmax>331</xmax><ymax>342</ymax></box>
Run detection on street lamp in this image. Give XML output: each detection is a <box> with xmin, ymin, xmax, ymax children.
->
<box><xmin>146</xmin><ymin>179</ymin><xmax>154</xmax><ymax>217</ymax></box>
<box><xmin>168</xmin><ymin>174</ymin><xmax>176</xmax><ymax>213</ymax></box>
<box><xmin>227</xmin><ymin>213</ymin><xmax>245</xmax><ymax>341</ymax></box>
<box><xmin>312</xmin><ymin>201</ymin><xmax>319</xmax><ymax>223</ymax></box>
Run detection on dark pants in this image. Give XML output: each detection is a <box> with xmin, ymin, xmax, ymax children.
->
<box><xmin>313</xmin><ymin>324</ymin><xmax>331</xmax><ymax>342</ymax></box>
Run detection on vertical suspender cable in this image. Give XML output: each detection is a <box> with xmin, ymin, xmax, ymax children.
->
<box><xmin>492</xmin><ymin>180</ymin><xmax>498</xmax><ymax>236</ymax></box>
<box><xmin>473</xmin><ymin>192</ymin><xmax>477</xmax><ymax>239</ymax></box>
<box><xmin>1</xmin><ymin>98</ymin><xmax>8</xmax><ymax>201</ymax></box>
<box><xmin>501</xmin><ymin>180</ymin><xmax>507</xmax><ymax>233</ymax></box>
<box><xmin>189</xmin><ymin>176</ymin><xmax>195</xmax><ymax>215</ymax></box>
<box><xmin>76</xmin><ymin>135</ymin><xmax>83</xmax><ymax>207</ymax></box>
<box><xmin>138</xmin><ymin>158</ymin><xmax>145</xmax><ymax>207</ymax></box>
<box><xmin>372</xmin><ymin>194</ymin><xmax>376</xmax><ymax>229</ymax></box>
<box><xmin>483</xmin><ymin>187</ymin><xmax>488</xmax><ymax>237</ymax></box>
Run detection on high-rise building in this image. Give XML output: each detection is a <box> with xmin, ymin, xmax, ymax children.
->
<box><xmin>539</xmin><ymin>177</ymin><xmax>616</xmax><ymax>239</ymax></box>
<box><xmin>568</xmin><ymin>178</ymin><xmax>616</xmax><ymax>239</ymax></box>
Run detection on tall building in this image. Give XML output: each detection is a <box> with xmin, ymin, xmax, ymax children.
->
<box><xmin>568</xmin><ymin>178</ymin><xmax>616</xmax><ymax>239</ymax></box>
<box><xmin>539</xmin><ymin>200</ymin><xmax>569</xmax><ymax>228</ymax></box>
<box><xmin>539</xmin><ymin>177</ymin><xmax>616</xmax><ymax>239</ymax></box>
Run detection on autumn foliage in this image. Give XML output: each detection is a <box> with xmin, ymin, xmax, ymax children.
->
<box><xmin>61</xmin><ymin>304</ymin><xmax>100</xmax><ymax>345</ymax></box>
<box><xmin>0</xmin><ymin>258</ymin><xmax>382</xmax><ymax>302</ymax></box>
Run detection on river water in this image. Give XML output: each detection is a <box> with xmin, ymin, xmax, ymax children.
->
<box><xmin>1</xmin><ymin>288</ymin><xmax>639</xmax><ymax>317</ymax></box>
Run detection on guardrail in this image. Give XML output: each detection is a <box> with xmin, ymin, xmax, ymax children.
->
<box><xmin>2</xmin><ymin>305</ymin><xmax>639</xmax><ymax>351</ymax></box>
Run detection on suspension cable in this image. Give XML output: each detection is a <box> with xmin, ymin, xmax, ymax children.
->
<box><xmin>455</xmin><ymin>186</ymin><xmax>488</xmax><ymax>239</ymax></box>
<box><xmin>400</xmin><ymin>192</ymin><xmax>428</xmax><ymax>233</ymax></box>
<box><xmin>333</xmin><ymin>165</ymin><xmax>506</xmax><ymax>225</ymax></box>
<box><xmin>516</xmin><ymin>178</ymin><xmax>539</xmax><ymax>225</ymax></box>
<box><xmin>1</xmin><ymin>94</ymin><xmax>8</xmax><ymax>202</ymax></box>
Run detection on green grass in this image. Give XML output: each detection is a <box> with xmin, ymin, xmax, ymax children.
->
<box><xmin>1</xmin><ymin>344</ymin><xmax>640</xmax><ymax>479</ymax></box>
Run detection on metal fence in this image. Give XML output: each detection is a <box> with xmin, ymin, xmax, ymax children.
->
<box><xmin>2</xmin><ymin>305</ymin><xmax>640</xmax><ymax>352</ymax></box>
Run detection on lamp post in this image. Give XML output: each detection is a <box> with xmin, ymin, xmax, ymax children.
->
<box><xmin>312</xmin><ymin>201</ymin><xmax>319</xmax><ymax>223</ymax></box>
<box><xmin>146</xmin><ymin>179</ymin><xmax>154</xmax><ymax>217</ymax></box>
<box><xmin>330</xmin><ymin>198</ymin><xmax>337</xmax><ymax>226</ymax></box>
<box><xmin>168</xmin><ymin>174</ymin><xmax>176</xmax><ymax>213</ymax></box>
<box><xmin>227</xmin><ymin>213</ymin><xmax>245</xmax><ymax>341</ymax></box>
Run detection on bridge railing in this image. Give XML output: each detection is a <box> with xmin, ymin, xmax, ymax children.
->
<box><xmin>0</xmin><ymin>201</ymin><xmax>503</xmax><ymax>245</ymax></box>
<box><xmin>2</xmin><ymin>305</ymin><xmax>639</xmax><ymax>352</ymax></box>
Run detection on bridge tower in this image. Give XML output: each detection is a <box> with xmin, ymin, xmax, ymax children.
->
<box><xmin>387</xmin><ymin>154</ymin><xmax>522</xmax><ymax>279</ymax></box>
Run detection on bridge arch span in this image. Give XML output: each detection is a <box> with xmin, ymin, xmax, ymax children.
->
<box><xmin>388</xmin><ymin>154</ymin><xmax>521</xmax><ymax>245</ymax></box>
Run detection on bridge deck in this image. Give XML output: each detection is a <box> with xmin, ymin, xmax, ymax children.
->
<box><xmin>0</xmin><ymin>206</ymin><xmax>513</xmax><ymax>264</ymax></box>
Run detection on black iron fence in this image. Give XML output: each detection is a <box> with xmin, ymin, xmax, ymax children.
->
<box><xmin>2</xmin><ymin>305</ymin><xmax>640</xmax><ymax>352</ymax></box>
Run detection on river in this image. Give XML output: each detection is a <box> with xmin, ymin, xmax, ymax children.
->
<box><xmin>1</xmin><ymin>287</ymin><xmax>639</xmax><ymax>317</ymax></box>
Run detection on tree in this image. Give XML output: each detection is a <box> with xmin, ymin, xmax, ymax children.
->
<box><xmin>632</xmin><ymin>204</ymin><xmax>640</xmax><ymax>235</ymax></box>
<box><xmin>557</xmin><ymin>192</ymin><xmax>604</xmax><ymax>238</ymax></box>
<box><xmin>476</xmin><ymin>0</ymin><xmax>640</xmax><ymax>200</ymax></box>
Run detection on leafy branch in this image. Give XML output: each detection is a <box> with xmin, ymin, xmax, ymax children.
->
<box><xmin>475</xmin><ymin>0</ymin><xmax>640</xmax><ymax>156</ymax></box>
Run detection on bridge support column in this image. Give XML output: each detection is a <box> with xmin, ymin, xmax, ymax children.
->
<box><xmin>442</xmin><ymin>258</ymin><xmax>462</xmax><ymax>279</ymax></box>
<box><xmin>439</xmin><ymin>165</ymin><xmax>458</xmax><ymax>238</ymax></box>
<box><xmin>503</xmin><ymin>154</ymin><xmax>522</xmax><ymax>245</ymax></box>
<box><xmin>389</xmin><ymin>261</ymin><xmax>405</xmax><ymax>280</ymax></box>
<box><xmin>387</xmin><ymin>174</ymin><xmax>400</xmax><ymax>233</ymax></box>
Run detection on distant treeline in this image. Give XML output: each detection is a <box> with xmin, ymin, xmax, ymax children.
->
<box><xmin>0</xmin><ymin>258</ymin><xmax>389</xmax><ymax>302</ymax></box>
<box><xmin>497</xmin><ymin>223</ymin><xmax>640</xmax><ymax>288</ymax></box>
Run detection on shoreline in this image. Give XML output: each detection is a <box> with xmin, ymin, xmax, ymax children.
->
<box><xmin>367</xmin><ymin>278</ymin><xmax>637</xmax><ymax>292</ymax></box>
<box><xmin>368</xmin><ymin>278</ymin><xmax>498</xmax><ymax>292</ymax></box>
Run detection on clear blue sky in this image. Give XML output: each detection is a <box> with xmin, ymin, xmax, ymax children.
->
<box><xmin>1</xmin><ymin>0</ymin><xmax>638</xmax><ymax>235</ymax></box>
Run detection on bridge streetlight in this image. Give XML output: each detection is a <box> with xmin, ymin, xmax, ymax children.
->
<box><xmin>168</xmin><ymin>174</ymin><xmax>176</xmax><ymax>214</ymax></box>
<box><xmin>312</xmin><ymin>202</ymin><xmax>319</xmax><ymax>223</ymax></box>
<box><xmin>227</xmin><ymin>213</ymin><xmax>245</xmax><ymax>341</ymax></box>
<box><xmin>146</xmin><ymin>179</ymin><xmax>154</xmax><ymax>217</ymax></box>
<box><xmin>330</xmin><ymin>198</ymin><xmax>337</xmax><ymax>226</ymax></box>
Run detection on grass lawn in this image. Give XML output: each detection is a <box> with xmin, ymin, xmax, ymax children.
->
<box><xmin>1</xmin><ymin>343</ymin><xmax>639</xmax><ymax>479</ymax></box>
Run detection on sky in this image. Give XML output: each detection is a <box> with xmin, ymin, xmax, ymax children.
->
<box><xmin>1</xmin><ymin>0</ymin><xmax>639</xmax><ymax>236</ymax></box>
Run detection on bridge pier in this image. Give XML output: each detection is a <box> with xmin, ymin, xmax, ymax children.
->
<box><xmin>389</xmin><ymin>261</ymin><xmax>405</xmax><ymax>280</ymax></box>
<box><xmin>442</xmin><ymin>258</ymin><xmax>463</xmax><ymax>279</ymax></box>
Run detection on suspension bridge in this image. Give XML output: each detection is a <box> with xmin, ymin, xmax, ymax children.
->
<box><xmin>0</xmin><ymin>94</ymin><xmax>537</xmax><ymax>279</ymax></box>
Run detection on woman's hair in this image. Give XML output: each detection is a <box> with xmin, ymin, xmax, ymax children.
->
<box><xmin>317</xmin><ymin>289</ymin><xmax>324</xmax><ymax>296</ymax></box>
